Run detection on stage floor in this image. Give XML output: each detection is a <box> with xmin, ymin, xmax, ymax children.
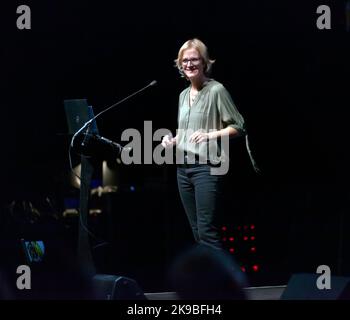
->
<box><xmin>145</xmin><ymin>285</ymin><xmax>287</xmax><ymax>300</ymax></box>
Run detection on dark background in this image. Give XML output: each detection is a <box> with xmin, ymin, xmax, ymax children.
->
<box><xmin>0</xmin><ymin>1</ymin><xmax>349</xmax><ymax>293</ymax></box>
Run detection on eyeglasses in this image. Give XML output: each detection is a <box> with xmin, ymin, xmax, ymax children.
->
<box><xmin>181</xmin><ymin>57</ymin><xmax>201</xmax><ymax>66</ymax></box>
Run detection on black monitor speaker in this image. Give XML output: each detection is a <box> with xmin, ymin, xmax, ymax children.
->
<box><xmin>281</xmin><ymin>273</ymin><xmax>350</xmax><ymax>300</ymax></box>
<box><xmin>92</xmin><ymin>274</ymin><xmax>146</xmax><ymax>300</ymax></box>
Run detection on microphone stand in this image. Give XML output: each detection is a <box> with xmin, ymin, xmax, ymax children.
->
<box><xmin>71</xmin><ymin>80</ymin><xmax>157</xmax><ymax>149</ymax></box>
<box><xmin>78</xmin><ymin>155</ymin><xmax>96</xmax><ymax>278</ymax></box>
<box><xmin>70</xmin><ymin>81</ymin><xmax>157</xmax><ymax>280</ymax></box>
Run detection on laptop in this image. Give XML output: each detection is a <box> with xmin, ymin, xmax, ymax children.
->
<box><xmin>21</xmin><ymin>239</ymin><xmax>46</xmax><ymax>265</ymax></box>
<box><xmin>64</xmin><ymin>99</ymin><xmax>99</xmax><ymax>135</ymax></box>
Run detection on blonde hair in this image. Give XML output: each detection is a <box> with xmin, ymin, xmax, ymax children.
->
<box><xmin>174</xmin><ymin>38</ymin><xmax>216</xmax><ymax>78</ymax></box>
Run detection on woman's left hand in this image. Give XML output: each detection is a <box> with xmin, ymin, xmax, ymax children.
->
<box><xmin>189</xmin><ymin>131</ymin><xmax>209</xmax><ymax>144</ymax></box>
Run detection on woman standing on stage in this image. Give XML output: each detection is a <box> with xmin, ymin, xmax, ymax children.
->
<box><xmin>162</xmin><ymin>38</ymin><xmax>247</xmax><ymax>250</ymax></box>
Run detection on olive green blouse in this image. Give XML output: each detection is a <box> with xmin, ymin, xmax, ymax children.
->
<box><xmin>176</xmin><ymin>79</ymin><xmax>246</xmax><ymax>165</ymax></box>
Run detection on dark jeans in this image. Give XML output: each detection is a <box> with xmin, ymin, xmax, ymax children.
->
<box><xmin>177</xmin><ymin>164</ymin><xmax>225</xmax><ymax>250</ymax></box>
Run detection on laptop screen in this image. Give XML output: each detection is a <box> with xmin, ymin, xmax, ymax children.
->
<box><xmin>21</xmin><ymin>239</ymin><xmax>45</xmax><ymax>264</ymax></box>
<box><xmin>64</xmin><ymin>99</ymin><xmax>99</xmax><ymax>135</ymax></box>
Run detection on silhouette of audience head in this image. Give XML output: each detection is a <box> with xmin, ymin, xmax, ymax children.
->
<box><xmin>169</xmin><ymin>244</ymin><xmax>248</xmax><ymax>300</ymax></box>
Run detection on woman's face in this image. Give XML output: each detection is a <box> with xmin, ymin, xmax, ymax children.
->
<box><xmin>181</xmin><ymin>48</ymin><xmax>205</xmax><ymax>81</ymax></box>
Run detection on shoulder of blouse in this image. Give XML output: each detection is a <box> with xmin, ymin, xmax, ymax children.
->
<box><xmin>208</xmin><ymin>80</ymin><xmax>226</xmax><ymax>94</ymax></box>
<box><xmin>179</xmin><ymin>86</ymin><xmax>189</xmax><ymax>97</ymax></box>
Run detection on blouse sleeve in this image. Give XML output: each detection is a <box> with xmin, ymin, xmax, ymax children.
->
<box><xmin>215</xmin><ymin>84</ymin><xmax>246</xmax><ymax>136</ymax></box>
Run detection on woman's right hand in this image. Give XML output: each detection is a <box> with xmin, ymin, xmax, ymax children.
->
<box><xmin>161</xmin><ymin>134</ymin><xmax>177</xmax><ymax>148</ymax></box>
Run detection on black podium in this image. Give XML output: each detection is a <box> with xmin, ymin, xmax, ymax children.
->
<box><xmin>64</xmin><ymin>98</ymin><xmax>146</xmax><ymax>299</ymax></box>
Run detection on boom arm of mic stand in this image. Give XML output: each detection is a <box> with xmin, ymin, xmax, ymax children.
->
<box><xmin>70</xmin><ymin>80</ymin><xmax>157</xmax><ymax>151</ymax></box>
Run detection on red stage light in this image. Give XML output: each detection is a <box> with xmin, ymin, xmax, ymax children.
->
<box><xmin>229</xmin><ymin>248</ymin><xmax>235</xmax><ymax>253</ymax></box>
<box><xmin>250</xmin><ymin>236</ymin><xmax>255</xmax><ymax>241</ymax></box>
<box><xmin>241</xmin><ymin>266</ymin><xmax>246</xmax><ymax>272</ymax></box>
<box><xmin>222</xmin><ymin>226</ymin><xmax>227</xmax><ymax>231</ymax></box>
<box><xmin>222</xmin><ymin>237</ymin><xmax>227</xmax><ymax>242</ymax></box>
<box><xmin>229</xmin><ymin>237</ymin><xmax>234</xmax><ymax>242</ymax></box>
<box><xmin>250</xmin><ymin>247</ymin><xmax>256</xmax><ymax>253</ymax></box>
<box><xmin>243</xmin><ymin>236</ymin><xmax>248</xmax><ymax>241</ymax></box>
<box><xmin>250</xmin><ymin>224</ymin><xmax>255</xmax><ymax>230</ymax></box>
<box><xmin>252</xmin><ymin>265</ymin><xmax>259</xmax><ymax>272</ymax></box>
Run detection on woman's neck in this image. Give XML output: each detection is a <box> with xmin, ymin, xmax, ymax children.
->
<box><xmin>190</xmin><ymin>76</ymin><xmax>208</xmax><ymax>91</ymax></box>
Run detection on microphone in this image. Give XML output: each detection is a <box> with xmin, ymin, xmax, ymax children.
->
<box><xmin>77</xmin><ymin>133</ymin><xmax>132</xmax><ymax>158</ymax></box>
<box><xmin>71</xmin><ymin>80</ymin><xmax>157</xmax><ymax>148</ymax></box>
<box><xmin>98</xmin><ymin>135</ymin><xmax>133</xmax><ymax>154</ymax></box>
<box><xmin>95</xmin><ymin>135</ymin><xmax>123</xmax><ymax>154</ymax></box>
